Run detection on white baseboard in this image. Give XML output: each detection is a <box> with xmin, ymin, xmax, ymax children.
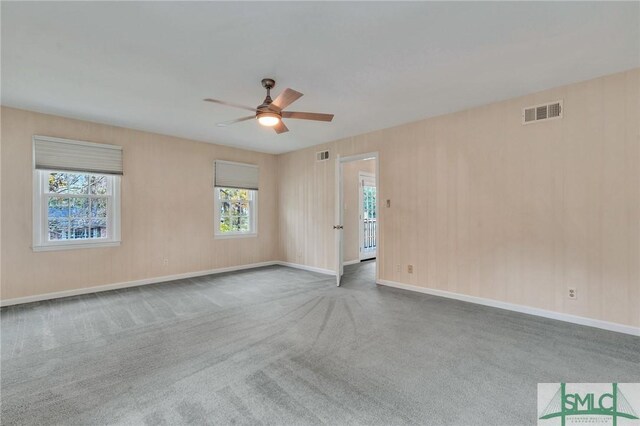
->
<box><xmin>0</xmin><ymin>261</ymin><xmax>336</xmax><ymax>307</ymax></box>
<box><xmin>343</xmin><ymin>259</ymin><xmax>360</xmax><ymax>266</ymax></box>
<box><xmin>0</xmin><ymin>261</ymin><xmax>279</xmax><ymax>307</ymax></box>
<box><xmin>277</xmin><ymin>261</ymin><xmax>335</xmax><ymax>276</ymax></box>
<box><xmin>8</xmin><ymin>265</ymin><xmax>634</xmax><ymax>336</ymax></box>
<box><xmin>377</xmin><ymin>279</ymin><xmax>640</xmax><ymax>337</ymax></box>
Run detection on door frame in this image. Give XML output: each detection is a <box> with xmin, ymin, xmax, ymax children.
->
<box><xmin>335</xmin><ymin>152</ymin><xmax>379</xmax><ymax>286</ymax></box>
<box><xmin>359</xmin><ymin>171</ymin><xmax>377</xmax><ymax>261</ymax></box>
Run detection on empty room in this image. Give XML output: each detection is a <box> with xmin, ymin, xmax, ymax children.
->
<box><xmin>1</xmin><ymin>2</ymin><xmax>639</xmax><ymax>425</ymax></box>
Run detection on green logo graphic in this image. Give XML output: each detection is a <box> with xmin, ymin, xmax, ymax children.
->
<box><xmin>539</xmin><ymin>383</ymin><xmax>639</xmax><ymax>426</ymax></box>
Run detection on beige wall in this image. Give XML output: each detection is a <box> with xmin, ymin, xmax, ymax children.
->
<box><xmin>0</xmin><ymin>107</ymin><xmax>279</xmax><ymax>300</ymax></box>
<box><xmin>343</xmin><ymin>159</ymin><xmax>375</xmax><ymax>262</ymax></box>
<box><xmin>2</xmin><ymin>69</ymin><xmax>638</xmax><ymax>328</ymax></box>
<box><xmin>278</xmin><ymin>68</ymin><xmax>640</xmax><ymax>328</ymax></box>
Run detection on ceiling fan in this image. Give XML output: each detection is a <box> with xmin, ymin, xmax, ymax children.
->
<box><xmin>204</xmin><ymin>78</ymin><xmax>334</xmax><ymax>134</ymax></box>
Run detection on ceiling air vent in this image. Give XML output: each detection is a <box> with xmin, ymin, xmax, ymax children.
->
<box><xmin>316</xmin><ymin>150</ymin><xmax>330</xmax><ymax>161</ymax></box>
<box><xmin>522</xmin><ymin>100</ymin><xmax>563</xmax><ymax>125</ymax></box>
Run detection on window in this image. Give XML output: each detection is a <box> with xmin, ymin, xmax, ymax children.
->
<box><xmin>213</xmin><ymin>160</ymin><xmax>259</xmax><ymax>239</ymax></box>
<box><xmin>33</xmin><ymin>170</ymin><xmax>121</xmax><ymax>250</ymax></box>
<box><xmin>214</xmin><ymin>187</ymin><xmax>257</xmax><ymax>238</ymax></box>
<box><xmin>32</xmin><ymin>135</ymin><xmax>123</xmax><ymax>251</ymax></box>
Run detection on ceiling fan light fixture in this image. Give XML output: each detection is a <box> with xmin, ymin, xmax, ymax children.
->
<box><xmin>257</xmin><ymin>112</ymin><xmax>280</xmax><ymax>127</ymax></box>
<box><xmin>206</xmin><ymin>79</ymin><xmax>333</xmax><ymax>134</ymax></box>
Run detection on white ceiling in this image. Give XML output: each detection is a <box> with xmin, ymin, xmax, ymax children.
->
<box><xmin>2</xmin><ymin>2</ymin><xmax>639</xmax><ymax>154</ymax></box>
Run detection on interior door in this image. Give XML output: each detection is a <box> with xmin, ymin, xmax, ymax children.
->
<box><xmin>335</xmin><ymin>155</ymin><xmax>344</xmax><ymax>286</ymax></box>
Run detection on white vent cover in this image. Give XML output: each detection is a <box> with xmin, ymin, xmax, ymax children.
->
<box><xmin>522</xmin><ymin>100</ymin><xmax>563</xmax><ymax>125</ymax></box>
<box><xmin>316</xmin><ymin>150</ymin><xmax>330</xmax><ymax>161</ymax></box>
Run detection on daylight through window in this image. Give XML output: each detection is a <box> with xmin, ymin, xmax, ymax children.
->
<box><xmin>34</xmin><ymin>170</ymin><xmax>121</xmax><ymax>250</ymax></box>
<box><xmin>215</xmin><ymin>187</ymin><xmax>257</xmax><ymax>237</ymax></box>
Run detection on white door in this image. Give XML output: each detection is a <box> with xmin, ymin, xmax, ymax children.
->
<box><xmin>359</xmin><ymin>172</ymin><xmax>376</xmax><ymax>260</ymax></box>
<box><xmin>335</xmin><ymin>155</ymin><xmax>344</xmax><ymax>286</ymax></box>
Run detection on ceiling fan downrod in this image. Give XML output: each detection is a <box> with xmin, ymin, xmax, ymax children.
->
<box><xmin>261</xmin><ymin>78</ymin><xmax>276</xmax><ymax>107</ymax></box>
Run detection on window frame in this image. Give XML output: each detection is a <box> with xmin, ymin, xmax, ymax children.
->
<box><xmin>213</xmin><ymin>187</ymin><xmax>258</xmax><ymax>239</ymax></box>
<box><xmin>32</xmin><ymin>169</ymin><xmax>121</xmax><ymax>251</ymax></box>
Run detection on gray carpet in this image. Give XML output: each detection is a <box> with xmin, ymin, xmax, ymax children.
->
<box><xmin>1</xmin><ymin>262</ymin><xmax>638</xmax><ymax>425</ymax></box>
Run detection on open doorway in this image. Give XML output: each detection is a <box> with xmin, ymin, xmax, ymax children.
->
<box><xmin>335</xmin><ymin>153</ymin><xmax>379</xmax><ymax>286</ymax></box>
<box><xmin>359</xmin><ymin>171</ymin><xmax>377</xmax><ymax>261</ymax></box>
<box><xmin>342</xmin><ymin>160</ymin><xmax>376</xmax><ymax>264</ymax></box>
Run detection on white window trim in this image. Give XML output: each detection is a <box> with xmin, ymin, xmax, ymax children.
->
<box><xmin>214</xmin><ymin>187</ymin><xmax>258</xmax><ymax>239</ymax></box>
<box><xmin>32</xmin><ymin>170</ymin><xmax>121</xmax><ymax>251</ymax></box>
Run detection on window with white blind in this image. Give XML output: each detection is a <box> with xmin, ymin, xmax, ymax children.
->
<box><xmin>32</xmin><ymin>136</ymin><xmax>122</xmax><ymax>251</ymax></box>
<box><xmin>214</xmin><ymin>161</ymin><xmax>258</xmax><ymax>238</ymax></box>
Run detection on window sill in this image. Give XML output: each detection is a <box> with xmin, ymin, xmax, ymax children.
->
<box><xmin>32</xmin><ymin>241</ymin><xmax>121</xmax><ymax>252</ymax></box>
<box><xmin>214</xmin><ymin>233</ymin><xmax>257</xmax><ymax>240</ymax></box>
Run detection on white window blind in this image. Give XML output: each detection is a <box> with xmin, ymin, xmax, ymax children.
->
<box><xmin>33</xmin><ymin>136</ymin><xmax>123</xmax><ymax>175</ymax></box>
<box><xmin>215</xmin><ymin>160</ymin><xmax>259</xmax><ymax>190</ymax></box>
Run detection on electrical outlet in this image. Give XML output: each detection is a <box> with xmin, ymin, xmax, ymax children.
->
<box><xmin>386</xmin><ymin>199</ymin><xmax>391</xmax><ymax>208</ymax></box>
<box><xmin>396</xmin><ymin>264</ymin><xmax>401</xmax><ymax>272</ymax></box>
<box><xmin>568</xmin><ymin>287</ymin><xmax>577</xmax><ymax>300</ymax></box>
<box><xmin>408</xmin><ymin>265</ymin><xmax>413</xmax><ymax>274</ymax></box>
<box><xmin>162</xmin><ymin>258</ymin><xmax>169</xmax><ymax>266</ymax></box>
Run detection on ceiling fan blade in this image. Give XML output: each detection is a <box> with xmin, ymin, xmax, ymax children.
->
<box><xmin>216</xmin><ymin>116</ymin><xmax>254</xmax><ymax>127</ymax></box>
<box><xmin>204</xmin><ymin>98</ymin><xmax>257</xmax><ymax>113</ymax></box>
<box><xmin>273</xmin><ymin>120</ymin><xmax>289</xmax><ymax>134</ymax></box>
<box><xmin>269</xmin><ymin>88</ymin><xmax>303</xmax><ymax>112</ymax></box>
<box><xmin>282</xmin><ymin>111</ymin><xmax>334</xmax><ymax>122</ymax></box>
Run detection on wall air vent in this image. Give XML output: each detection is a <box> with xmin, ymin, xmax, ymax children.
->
<box><xmin>522</xmin><ymin>100</ymin><xmax>563</xmax><ymax>125</ymax></box>
<box><xmin>316</xmin><ymin>150</ymin><xmax>330</xmax><ymax>161</ymax></box>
